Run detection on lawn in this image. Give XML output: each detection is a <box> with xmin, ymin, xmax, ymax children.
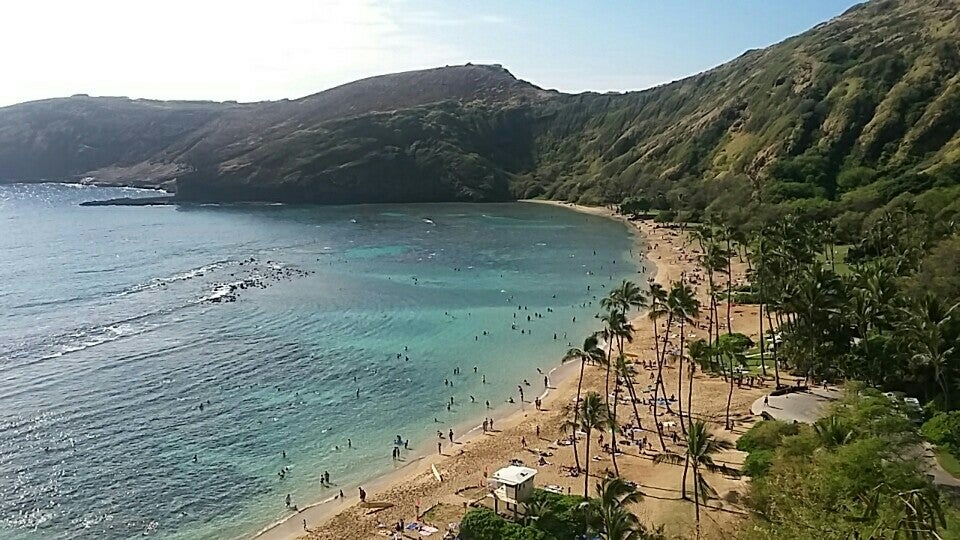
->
<box><xmin>935</xmin><ymin>447</ymin><xmax>960</xmax><ymax>479</ymax></box>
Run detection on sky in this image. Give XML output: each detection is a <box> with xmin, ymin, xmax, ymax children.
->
<box><xmin>0</xmin><ymin>0</ymin><xmax>862</xmax><ymax>107</ymax></box>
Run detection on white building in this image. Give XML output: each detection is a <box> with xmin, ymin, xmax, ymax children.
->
<box><xmin>488</xmin><ymin>466</ymin><xmax>537</xmax><ymax>516</ymax></box>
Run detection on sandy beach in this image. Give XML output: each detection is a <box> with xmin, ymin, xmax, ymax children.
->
<box><xmin>254</xmin><ymin>200</ymin><xmax>780</xmax><ymax>540</ymax></box>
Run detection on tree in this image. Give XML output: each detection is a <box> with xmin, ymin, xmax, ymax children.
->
<box><xmin>654</xmin><ymin>420</ymin><xmax>736</xmax><ymax>539</ymax></box>
<box><xmin>590</xmin><ymin>476</ymin><xmax>648</xmax><ymax>540</ymax></box>
<box><xmin>667</xmin><ymin>281</ymin><xmax>700</xmax><ymax>434</ymax></box>
<box><xmin>578</xmin><ymin>392</ymin><xmax>615</xmax><ymax>498</ymax></box>
<box><xmin>717</xmin><ymin>333</ymin><xmax>753</xmax><ymax>430</ymax></box>
<box><xmin>647</xmin><ymin>282</ymin><xmax>669</xmax><ymax>450</ymax></box>
<box><xmin>600</xmin><ymin>280</ymin><xmax>646</xmax><ymax>468</ymax></box>
<box><xmin>813</xmin><ymin>415</ymin><xmax>856</xmax><ymax>448</ymax></box>
<box><xmin>562</xmin><ymin>334</ymin><xmax>605</xmax><ymax>471</ymax></box>
<box><xmin>899</xmin><ymin>294</ymin><xmax>958</xmax><ymax>409</ymax></box>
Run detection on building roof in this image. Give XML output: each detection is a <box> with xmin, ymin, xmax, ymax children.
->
<box><xmin>492</xmin><ymin>465</ymin><xmax>537</xmax><ymax>485</ymax></box>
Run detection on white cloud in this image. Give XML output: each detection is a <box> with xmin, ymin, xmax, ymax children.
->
<box><xmin>0</xmin><ymin>0</ymin><xmax>462</xmax><ymax>106</ymax></box>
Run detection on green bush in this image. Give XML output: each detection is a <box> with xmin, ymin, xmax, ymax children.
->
<box><xmin>742</xmin><ymin>448</ymin><xmax>775</xmax><ymax>477</ymax></box>
<box><xmin>922</xmin><ymin>411</ymin><xmax>960</xmax><ymax>453</ymax></box>
<box><xmin>460</xmin><ymin>508</ymin><xmax>510</xmax><ymax>540</ymax></box>
<box><xmin>526</xmin><ymin>490</ymin><xmax>587</xmax><ymax>540</ymax></box>
<box><xmin>737</xmin><ymin>420</ymin><xmax>800</xmax><ymax>452</ymax></box>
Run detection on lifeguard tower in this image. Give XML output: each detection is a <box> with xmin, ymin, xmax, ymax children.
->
<box><xmin>488</xmin><ymin>465</ymin><xmax>537</xmax><ymax>517</ymax></box>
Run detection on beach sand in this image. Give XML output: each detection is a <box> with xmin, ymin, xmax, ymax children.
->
<box><xmin>254</xmin><ymin>201</ymin><xmax>782</xmax><ymax>540</ymax></box>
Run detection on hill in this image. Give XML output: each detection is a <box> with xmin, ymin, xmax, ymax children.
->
<box><xmin>1</xmin><ymin>0</ymin><xmax>958</xmax><ymax>213</ymax></box>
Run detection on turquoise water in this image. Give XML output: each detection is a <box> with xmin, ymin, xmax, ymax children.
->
<box><xmin>0</xmin><ymin>184</ymin><xmax>641</xmax><ymax>539</ymax></box>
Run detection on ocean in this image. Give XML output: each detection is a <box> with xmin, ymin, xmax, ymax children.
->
<box><xmin>0</xmin><ymin>183</ymin><xmax>642</xmax><ymax>539</ymax></box>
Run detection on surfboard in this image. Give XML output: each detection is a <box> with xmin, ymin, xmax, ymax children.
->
<box><xmin>431</xmin><ymin>464</ymin><xmax>443</xmax><ymax>482</ymax></box>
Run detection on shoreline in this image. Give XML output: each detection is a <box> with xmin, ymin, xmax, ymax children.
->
<box><xmin>251</xmin><ymin>201</ymin><xmax>648</xmax><ymax>540</ymax></box>
<box><xmin>253</xmin><ymin>199</ymin><xmax>771</xmax><ymax>540</ymax></box>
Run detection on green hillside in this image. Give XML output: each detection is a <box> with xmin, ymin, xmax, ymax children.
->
<box><xmin>0</xmin><ymin>0</ymin><xmax>957</xmax><ymax>221</ymax></box>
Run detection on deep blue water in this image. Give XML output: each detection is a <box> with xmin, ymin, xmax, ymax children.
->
<box><xmin>0</xmin><ymin>184</ymin><xmax>641</xmax><ymax>539</ymax></box>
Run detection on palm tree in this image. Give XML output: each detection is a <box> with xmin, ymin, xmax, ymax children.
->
<box><xmin>647</xmin><ymin>283</ymin><xmax>669</xmax><ymax>450</ymax></box>
<box><xmin>616</xmin><ymin>354</ymin><xmax>646</xmax><ymax>447</ymax></box>
<box><xmin>899</xmin><ymin>295</ymin><xmax>958</xmax><ymax>408</ymax></box>
<box><xmin>752</xmin><ymin>230</ymin><xmax>768</xmax><ymax>378</ymax></box>
<box><xmin>668</xmin><ymin>282</ymin><xmax>700</xmax><ymax>433</ymax></box>
<box><xmin>686</xmin><ymin>339</ymin><xmax>712</xmax><ymax>426</ymax></box>
<box><xmin>654</xmin><ymin>420</ymin><xmax>736</xmax><ymax>539</ymax></box>
<box><xmin>578</xmin><ymin>392</ymin><xmax>615</xmax><ymax>498</ymax></box>
<box><xmin>722</xmin><ymin>223</ymin><xmax>739</xmax><ymax>335</ymax></box>
<box><xmin>600</xmin><ymin>310</ymin><xmax>632</xmax><ymax>476</ymax></box>
<box><xmin>813</xmin><ymin>415</ymin><xmax>855</xmax><ymax>448</ymax></box>
<box><xmin>590</xmin><ymin>476</ymin><xmax>645</xmax><ymax>540</ymax></box>
<box><xmin>717</xmin><ymin>333</ymin><xmax>752</xmax><ymax>430</ymax></box>
<box><xmin>604</xmin><ymin>279</ymin><xmax>648</xmax><ymax>317</ymax></box>
<box><xmin>562</xmin><ymin>334</ymin><xmax>605</xmax><ymax>471</ymax></box>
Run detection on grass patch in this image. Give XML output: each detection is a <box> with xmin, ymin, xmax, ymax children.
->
<box><xmin>935</xmin><ymin>447</ymin><xmax>960</xmax><ymax>478</ymax></box>
<box><xmin>421</xmin><ymin>502</ymin><xmax>466</xmax><ymax>527</ymax></box>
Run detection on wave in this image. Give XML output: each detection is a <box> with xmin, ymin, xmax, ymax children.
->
<box><xmin>119</xmin><ymin>260</ymin><xmax>233</xmax><ymax>296</ymax></box>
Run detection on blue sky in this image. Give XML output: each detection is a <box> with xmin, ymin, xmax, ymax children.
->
<box><xmin>0</xmin><ymin>0</ymin><xmax>862</xmax><ymax>106</ymax></box>
<box><xmin>405</xmin><ymin>0</ymin><xmax>862</xmax><ymax>92</ymax></box>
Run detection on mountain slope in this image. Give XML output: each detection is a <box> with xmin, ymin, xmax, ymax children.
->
<box><xmin>515</xmin><ymin>0</ymin><xmax>960</xmax><ymax>204</ymax></box>
<box><xmin>0</xmin><ymin>0</ymin><xmax>957</xmax><ymax>209</ymax></box>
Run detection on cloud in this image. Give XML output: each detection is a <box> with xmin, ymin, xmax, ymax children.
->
<box><xmin>399</xmin><ymin>9</ymin><xmax>507</xmax><ymax>27</ymax></box>
<box><xmin>0</xmin><ymin>0</ymin><xmax>464</xmax><ymax>106</ymax></box>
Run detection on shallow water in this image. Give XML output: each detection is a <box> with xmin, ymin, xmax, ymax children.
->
<box><xmin>0</xmin><ymin>184</ymin><xmax>642</xmax><ymax>539</ymax></box>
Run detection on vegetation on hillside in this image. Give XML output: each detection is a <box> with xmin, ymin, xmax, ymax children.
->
<box><xmin>3</xmin><ymin>1</ymin><xmax>958</xmax><ymax>209</ymax></box>
<box><xmin>737</xmin><ymin>389</ymin><xmax>957</xmax><ymax>539</ymax></box>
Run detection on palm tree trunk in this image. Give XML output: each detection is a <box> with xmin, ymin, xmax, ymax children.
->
<box><xmin>757</xmin><ymin>246</ymin><xmax>767</xmax><ymax>378</ymax></box>
<box><xmin>604</xmin><ymin>339</ymin><xmax>613</xmax><ymax>407</ymax></box>
<box><xmin>681</xmin><ymin>454</ymin><xmax>690</xmax><ymax>500</ymax></box>
<box><xmin>653</xmin><ymin>313</ymin><xmax>674</xmax><ymax>450</ymax></box>
<box><xmin>725</xmin><ymin>353</ymin><xmax>735</xmax><ymax>430</ymax></box>
<box><xmin>658</xmin><ymin>313</ymin><xmax>675</xmax><ymax>399</ymax></box>
<box><xmin>769</xmin><ymin>308</ymin><xmax>780</xmax><ymax>388</ymax></box>
<box><xmin>572</xmin><ymin>359</ymin><xmax>585</xmax><ymax>471</ymax></box>
<box><xmin>624</xmin><ymin>366</ymin><xmax>645</xmax><ymax>441</ymax></box>
<box><xmin>677</xmin><ymin>319</ymin><xmax>687</xmax><ymax>435</ymax></box>
<box><xmin>693</xmin><ymin>466</ymin><xmax>702</xmax><ymax>540</ymax></box>
<box><xmin>726</xmin><ymin>238</ymin><xmax>733</xmax><ymax>336</ymax></box>
<box><xmin>583</xmin><ymin>428</ymin><xmax>592</xmax><ymax>498</ymax></box>
<box><xmin>686</xmin><ymin>351</ymin><xmax>696</xmax><ymax>429</ymax></box>
<box><xmin>611</xmin><ymin>388</ymin><xmax>620</xmax><ymax>476</ymax></box>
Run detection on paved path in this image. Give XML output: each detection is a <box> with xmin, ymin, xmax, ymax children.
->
<box><xmin>749</xmin><ymin>387</ymin><xmax>842</xmax><ymax>423</ymax></box>
<box><xmin>750</xmin><ymin>387</ymin><xmax>960</xmax><ymax>488</ymax></box>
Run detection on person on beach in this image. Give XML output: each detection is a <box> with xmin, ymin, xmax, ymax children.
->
<box><xmin>285</xmin><ymin>494</ymin><xmax>291</xmax><ymax>507</ymax></box>
<box><xmin>437</xmin><ymin>441</ymin><xmax>442</xmax><ymax>454</ymax></box>
<box><xmin>303</xmin><ymin>519</ymin><xmax>307</xmax><ymax>531</ymax></box>
<box><xmin>359</xmin><ymin>487</ymin><xmax>366</xmax><ymax>502</ymax></box>
<box><xmin>448</xmin><ymin>429</ymin><xmax>454</xmax><ymax>442</ymax></box>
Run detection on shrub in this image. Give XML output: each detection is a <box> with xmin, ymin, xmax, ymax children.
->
<box><xmin>526</xmin><ymin>490</ymin><xmax>587</xmax><ymax>540</ymax></box>
<box><xmin>742</xmin><ymin>448</ymin><xmax>775</xmax><ymax>477</ymax></box>
<box><xmin>922</xmin><ymin>411</ymin><xmax>960</xmax><ymax>453</ymax></box>
<box><xmin>460</xmin><ymin>508</ymin><xmax>510</xmax><ymax>540</ymax></box>
<box><xmin>737</xmin><ymin>420</ymin><xmax>800</xmax><ymax>452</ymax></box>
